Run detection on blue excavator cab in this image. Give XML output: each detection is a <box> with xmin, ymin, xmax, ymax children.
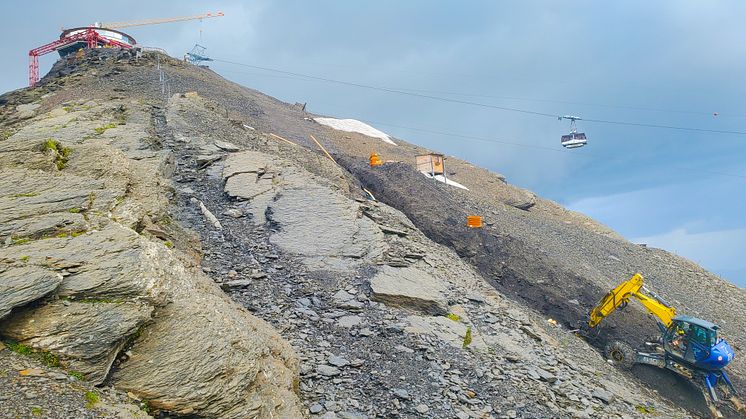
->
<box><xmin>663</xmin><ymin>316</ymin><xmax>734</xmax><ymax>370</ymax></box>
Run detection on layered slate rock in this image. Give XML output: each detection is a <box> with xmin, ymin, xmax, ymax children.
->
<box><xmin>0</xmin><ymin>169</ymin><xmax>102</xmax><ymax>239</ymax></box>
<box><xmin>111</xmin><ymin>290</ymin><xmax>301</xmax><ymax>418</ymax></box>
<box><xmin>0</xmin><ymin>99</ymin><xmax>304</xmax><ymax>418</ymax></box>
<box><xmin>0</xmin><ymin>266</ymin><xmax>62</xmax><ymax>319</ymax></box>
<box><xmin>222</xmin><ymin>150</ymin><xmax>385</xmax><ymax>271</ymax></box>
<box><xmin>370</xmin><ymin>266</ymin><xmax>449</xmax><ymax>315</ymax></box>
<box><xmin>268</xmin><ymin>186</ymin><xmax>384</xmax><ymax>271</ymax></box>
<box><xmin>1</xmin><ymin>300</ymin><xmax>152</xmax><ymax>383</ymax></box>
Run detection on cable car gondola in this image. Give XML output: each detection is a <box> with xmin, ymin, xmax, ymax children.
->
<box><xmin>560</xmin><ymin>115</ymin><xmax>587</xmax><ymax>149</ymax></box>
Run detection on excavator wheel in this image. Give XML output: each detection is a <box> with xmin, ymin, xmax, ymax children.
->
<box><xmin>604</xmin><ymin>340</ymin><xmax>635</xmax><ymax>369</ymax></box>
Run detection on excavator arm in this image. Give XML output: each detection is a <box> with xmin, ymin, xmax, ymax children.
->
<box><xmin>588</xmin><ymin>273</ymin><xmax>676</xmax><ymax>328</ymax></box>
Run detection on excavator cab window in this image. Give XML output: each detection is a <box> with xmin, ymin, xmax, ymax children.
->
<box><xmin>666</xmin><ymin>320</ymin><xmax>717</xmax><ymax>363</ymax></box>
<box><xmin>685</xmin><ymin>323</ymin><xmax>716</xmax><ymax>363</ymax></box>
<box><xmin>689</xmin><ymin>324</ymin><xmax>716</xmax><ymax>347</ymax></box>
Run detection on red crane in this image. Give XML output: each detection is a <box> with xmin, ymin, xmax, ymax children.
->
<box><xmin>28</xmin><ymin>29</ymin><xmax>133</xmax><ymax>87</ymax></box>
<box><xmin>27</xmin><ymin>11</ymin><xmax>224</xmax><ymax>87</ymax></box>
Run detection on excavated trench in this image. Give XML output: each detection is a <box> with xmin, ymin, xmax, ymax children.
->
<box><xmin>337</xmin><ymin>156</ymin><xmax>721</xmax><ymax>417</ymax></box>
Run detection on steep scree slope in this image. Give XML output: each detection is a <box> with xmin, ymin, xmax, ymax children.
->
<box><xmin>0</xmin><ymin>49</ymin><xmax>738</xmax><ymax>418</ymax></box>
<box><xmin>117</xmin><ymin>50</ymin><xmax>745</xmax><ymax>415</ymax></box>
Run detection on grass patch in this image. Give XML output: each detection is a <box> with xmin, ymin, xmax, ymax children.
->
<box><xmin>20</xmin><ymin>255</ymin><xmax>29</xmax><ymax>263</ymax></box>
<box><xmin>68</xmin><ymin>207</ymin><xmax>81</xmax><ymax>213</ymax></box>
<box><xmin>163</xmin><ymin>240</ymin><xmax>173</xmax><ymax>248</ymax></box>
<box><xmin>5</xmin><ymin>340</ymin><xmax>33</xmax><ymax>356</ymax></box>
<box><xmin>11</xmin><ymin>192</ymin><xmax>39</xmax><ymax>198</ymax></box>
<box><xmin>4</xmin><ymin>340</ymin><xmax>60</xmax><ymax>367</ymax></box>
<box><xmin>446</xmin><ymin>313</ymin><xmax>461</xmax><ymax>322</ymax></box>
<box><xmin>42</xmin><ymin>138</ymin><xmax>71</xmax><ymax>170</ymax></box>
<box><xmin>635</xmin><ymin>405</ymin><xmax>655</xmax><ymax>414</ymax></box>
<box><xmin>31</xmin><ymin>407</ymin><xmax>42</xmax><ymax>416</ymax></box>
<box><xmin>69</xmin><ymin>370</ymin><xmax>85</xmax><ymax>381</ymax></box>
<box><xmin>94</xmin><ymin>123</ymin><xmax>117</xmax><ymax>135</ymax></box>
<box><xmin>140</xmin><ymin>399</ymin><xmax>151</xmax><ymax>413</ymax></box>
<box><xmin>62</xmin><ymin>105</ymin><xmax>73</xmax><ymax>112</ymax></box>
<box><xmin>50</xmin><ymin>229</ymin><xmax>88</xmax><ymax>239</ymax></box>
<box><xmin>463</xmin><ymin>326</ymin><xmax>472</xmax><ymax>348</ymax></box>
<box><xmin>11</xmin><ymin>237</ymin><xmax>31</xmax><ymax>246</ymax></box>
<box><xmin>84</xmin><ymin>391</ymin><xmax>99</xmax><ymax>408</ymax></box>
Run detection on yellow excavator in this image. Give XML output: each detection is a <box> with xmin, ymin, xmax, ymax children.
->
<box><xmin>588</xmin><ymin>273</ymin><xmax>743</xmax><ymax>417</ymax></box>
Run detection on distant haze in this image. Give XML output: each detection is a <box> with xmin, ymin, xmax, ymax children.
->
<box><xmin>2</xmin><ymin>0</ymin><xmax>744</xmax><ymax>286</ymax></box>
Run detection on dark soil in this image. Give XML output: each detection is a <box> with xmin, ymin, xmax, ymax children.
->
<box><xmin>336</xmin><ymin>156</ymin><xmax>737</xmax><ymax>417</ymax></box>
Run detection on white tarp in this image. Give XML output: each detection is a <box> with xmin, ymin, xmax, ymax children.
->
<box><xmin>423</xmin><ymin>173</ymin><xmax>469</xmax><ymax>190</ymax></box>
<box><xmin>314</xmin><ymin>117</ymin><xmax>397</xmax><ymax>146</ymax></box>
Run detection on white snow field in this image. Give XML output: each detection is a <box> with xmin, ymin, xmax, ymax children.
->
<box><xmin>314</xmin><ymin>118</ymin><xmax>397</xmax><ymax>146</ymax></box>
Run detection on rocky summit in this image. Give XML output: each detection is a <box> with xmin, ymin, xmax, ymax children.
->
<box><xmin>0</xmin><ymin>49</ymin><xmax>743</xmax><ymax>418</ymax></box>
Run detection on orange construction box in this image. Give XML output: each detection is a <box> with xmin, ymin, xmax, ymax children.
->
<box><xmin>466</xmin><ymin>215</ymin><xmax>483</xmax><ymax>228</ymax></box>
<box><xmin>370</xmin><ymin>153</ymin><xmax>383</xmax><ymax>167</ymax></box>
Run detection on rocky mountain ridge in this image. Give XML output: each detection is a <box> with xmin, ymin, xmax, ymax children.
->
<box><xmin>0</xmin><ymin>49</ymin><xmax>741</xmax><ymax>418</ymax></box>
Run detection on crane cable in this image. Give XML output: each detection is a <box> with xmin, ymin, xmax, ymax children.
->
<box><xmin>211</xmin><ymin>58</ymin><xmax>746</xmax><ymax>136</ymax></box>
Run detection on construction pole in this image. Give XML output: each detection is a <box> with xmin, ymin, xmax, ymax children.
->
<box><xmin>309</xmin><ymin>134</ymin><xmax>337</xmax><ymax>166</ymax></box>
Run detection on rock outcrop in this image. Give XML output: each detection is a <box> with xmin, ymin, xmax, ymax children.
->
<box><xmin>370</xmin><ymin>266</ymin><xmax>448</xmax><ymax>315</ymax></box>
<box><xmin>0</xmin><ymin>88</ymin><xmax>304</xmax><ymax>417</ymax></box>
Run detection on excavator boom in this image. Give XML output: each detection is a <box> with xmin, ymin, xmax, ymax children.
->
<box><xmin>588</xmin><ymin>273</ymin><xmax>676</xmax><ymax>328</ymax></box>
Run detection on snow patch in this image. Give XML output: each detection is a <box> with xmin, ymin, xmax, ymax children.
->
<box><xmin>314</xmin><ymin>118</ymin><xmax>397</xmax><ymax>146</ymax></box>
<box><xmin>423</xmin><ymin>173</ymin><xmax>469</xmax><ymax>190</ymax></box>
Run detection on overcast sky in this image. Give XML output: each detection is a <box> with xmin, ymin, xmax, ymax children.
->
<box><xmin>2</xmin><ymin>1</ymin><xmax>744</xmax><ymax>286</ymax></box>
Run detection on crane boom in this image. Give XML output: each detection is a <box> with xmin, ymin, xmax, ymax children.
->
<box><xmin>588</xmin><ymin>273</ymin><xmax>676</xmax><ymax>328</ymax></box>
<box><xmin>98</xmin><ymin>11</ymin><xmax>224</xmax><ymax>29</ymax></box>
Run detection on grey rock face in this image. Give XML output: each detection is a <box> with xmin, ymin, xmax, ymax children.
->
<box><xmin>214</xmin><ymin>140</ymin><xmax>240</xmax><ymax>152</ymax></box>
<box><xmin>0</xmin><ymin>266</ymin><xmax>62</xmax><ymax>319</ymax></box>
<box><xmin>337</xmin><ymin>315</ymin><xmax>363</xmax><ymax>328</ymax></box>
<box><xmin>317</xmin><ymin>364</ymin><xmax>342</xmax><ymax>377</ymax></box>
<box><xmin>0</xmin><ymin>169</ymin><xmax>104</xmax><ymax>239</ymax></box>
<box><xmin>0</xmin><ymin>99</ymin><xmax>304</xmax><ymax>418</ymax></box>
<box><xmin>591</xmin><ymin>389</ymin><xmax>615</xmax><ymax>404</ymax></box>
<box><xmin>1</xmin><ymin>300</ymin><xmax>152</xmax><ymax>384</ymax></box>
<box><xmin>370</xmin><ymin>266</ymin><xmax>448</xmax><ymax>315</ymax></box>
<box><xmin>267</xmin><ymin>186</ymin><xmax>383</xmax><ymax>271</ymax></box>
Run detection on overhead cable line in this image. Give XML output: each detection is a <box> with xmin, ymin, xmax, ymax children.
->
<box><xmin>393</xmin><ymin>87</ymin><xmax>746</xmax><ymax>119</ymax></box>
<box><xmin>369</xmin><ymin>119</ymin><xmax>746</xmax><ymax>180</ymax></box>
<box><xmin>212</xmin><ymin>58</ymin><xmax>746</xmax><ymax>136</ymax></box>
<box><xmin>212</xmin><ymin>58</ymin><xmax>559</xmax><ymax>118</ymax></box>
<box><xmin>227</xmin><ymin>58</ymin><xmax>745</xmax><ymax>117</ymax></box>
<box><xmin>211</xmin><ymin>62</ymin><xmax>746</xmax><ymax>180</ymax></box>
<box><xmin>299</xmin><ymin>98</ymin><xmax>746</xmax><ymax>181</ymax></box>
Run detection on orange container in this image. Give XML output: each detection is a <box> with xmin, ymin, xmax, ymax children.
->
<box><xmin>466</xmin><ymin>215</ymin><xmax>483</xmax><ymax>228</ymax></box>
<box><xmin>370</xmin><ymin>153</ymin><xmax>383</xmax><ymax>167</ymax></box>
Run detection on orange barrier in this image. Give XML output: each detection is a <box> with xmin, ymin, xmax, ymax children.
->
<box><xmin>467</xmin><ymin>215</ymin><xmax>483</xmax><ymax>228</ymax></box>
<box><xmin>370</xmin><ymin>153</ymin><xmax>383</xmax><ymax>167</ymax></box>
